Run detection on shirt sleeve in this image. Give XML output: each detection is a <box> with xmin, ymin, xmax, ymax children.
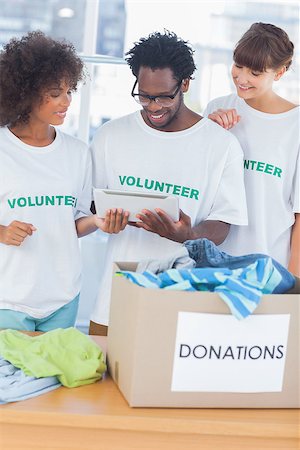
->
<box><xmin>206</xmin><ymin>136</ymin><xmax>248</xmax><ymax>226</ymax></box>
<box><xmin>74</xmin><ymin>146</ymin><xmax>93</xmax><ymax>220</ymax></box>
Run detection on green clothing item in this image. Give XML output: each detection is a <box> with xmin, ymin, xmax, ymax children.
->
<box><xmin>0</xmin><ymin>327</ymin><xmax>106</xmax><ymax>388</ymax></box>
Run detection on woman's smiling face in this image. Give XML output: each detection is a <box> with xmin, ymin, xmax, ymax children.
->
<box><xmin>30</xmin><ymin>80</ymin><xmax>73</xmax><ymax>126</ymax></box>
<box><xmin>231</xmin><ymin>63</ymin><xmax>279</xmax><ymax>101</ymax></box>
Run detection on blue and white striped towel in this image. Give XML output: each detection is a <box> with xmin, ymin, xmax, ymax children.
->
<box><xmin>116</xmin><ymin>257</ymin><xmax>295</xmax><ymax>320</ymax></box>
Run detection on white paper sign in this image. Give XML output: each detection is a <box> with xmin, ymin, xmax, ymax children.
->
<box><xmin>171</xmin><ymin>313</ymin><xmax>290</xmax><ymax>393</ymax></box>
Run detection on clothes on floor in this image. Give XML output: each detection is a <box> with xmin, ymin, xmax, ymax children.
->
<box><xmin>117</xmin><ymin>257</ymin><xmax>295</xmax><ymax>320</ymax></box>
<box><xmin>0</xmin><ymin>327</ymin><xmax>106</xmax><ymax>388</ymax></box>
<box><xmin>90</xmin><ymin>111</ymin><xmax>248</xmax><ymax>325</ymax></box>
<box><xmin>204</xmin><ymin>94</ymin><xmax>300</xmax><ymax>268</ymax></box>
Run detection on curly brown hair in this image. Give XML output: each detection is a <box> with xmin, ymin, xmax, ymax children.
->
<box><xmin>0</xmin><ymin>30</ymin><xmax>85</xmax><ymax>127</ymax></box>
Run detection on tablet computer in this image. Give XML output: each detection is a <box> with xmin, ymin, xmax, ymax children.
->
<box><xmin>93</xmin><ymin>188</ymin><xmax>179</xmax><ymax>222</ymax></box>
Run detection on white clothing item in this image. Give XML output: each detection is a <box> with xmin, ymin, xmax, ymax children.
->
<box><xmin>90</xmin><ymin>111</ymin><xmax>247</xmax><ymax>325</ymax></box>
<box><xmin>0</xmin><ymin>127</ymin><xmax>92</xmax><ymax>318</ymax></box>
<box><xmin>136</xmin><ymin>245</ymin><xmax>195</xmax><ymax>273</ymax></box>
<box><xmin>204</xmin><ymin>94</ymin><xmax>300</xmax><ymax>267</ymax></box>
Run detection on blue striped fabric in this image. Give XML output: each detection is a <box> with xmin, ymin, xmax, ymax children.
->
<box><xmin>116</xmin><ymin>257</ymin><xmax>294</xmax><ymax>319</ymax></box>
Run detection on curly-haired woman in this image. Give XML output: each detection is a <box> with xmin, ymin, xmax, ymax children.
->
<box><xmin>0</xmin><ymin>31</ymin><xmax>109</xmax><ymax>331</ymax></box>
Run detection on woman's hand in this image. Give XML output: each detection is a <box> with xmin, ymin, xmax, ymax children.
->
<box><xmin>96</xmin><ymin>208</ymin><xmax>130</xmax><ymax>234</ymax></box>
<box><xmin>0</xmin><ymin>221</ymin><xmax>36</xmax><ymax>246</ymax></box>
<box><xmin>208</xmin><ymin>108</ymin><xmax>241</xmax><ymax>130</ymax></box>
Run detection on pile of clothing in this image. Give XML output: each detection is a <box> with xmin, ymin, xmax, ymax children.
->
<box><xmin>116</xmin><ymin>238</ymin><xmax>295</xmax><ymax>320</ymax></box>
<box><xmin>0</xmin><ymin>327</ymin><xmax>106</xmax><ymax>404</ymax></box>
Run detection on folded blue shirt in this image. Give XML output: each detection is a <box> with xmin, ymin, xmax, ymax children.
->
<box><xmin>0</xmin><ymin>355</ymin><xmax>61</xmax><ymax>404</ymax></box>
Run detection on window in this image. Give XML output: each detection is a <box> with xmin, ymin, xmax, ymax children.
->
<box><xmin>1</xmin><ymin>0</ymin><xmax>298</xmax><ymax>144</ymax></box>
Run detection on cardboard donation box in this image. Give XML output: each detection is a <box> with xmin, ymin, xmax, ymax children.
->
<box><xmin>107</xmin><ymin>262</ymin><xmax>300</xmax><ymax>408</ymax></box>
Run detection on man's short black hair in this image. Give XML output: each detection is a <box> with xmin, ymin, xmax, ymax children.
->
<box><xmin>125</xmin><ymin>30</ymin><xmax>196</xmax><ymax>81</ymax></box>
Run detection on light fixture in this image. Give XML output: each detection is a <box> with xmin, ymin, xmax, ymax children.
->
<box><xmin>57</xmin><ymin>7</ymin><xmax>75</xmax><ymax>19</ymax></box>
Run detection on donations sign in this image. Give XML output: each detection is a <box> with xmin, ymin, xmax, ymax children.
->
<box><xmin>171</xmin><ymin>313</ymin><xmax>290</xmax><ymax>393</ymax></box>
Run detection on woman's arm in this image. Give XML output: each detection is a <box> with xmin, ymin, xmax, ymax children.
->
<box><xmin>0</xmin><ymin>221</ymin><xmax>36</xmax><ymax>246</ymax></box>
<box><xmin>75</xmin><ymin>209</ymin><xmax>129</xmax><ymax>238</ymax></box>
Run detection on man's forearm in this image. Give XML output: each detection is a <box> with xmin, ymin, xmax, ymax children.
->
<box><xmin>189</xmin><ymin>220</ymin><xmax>230</xmax><ymax>245</ymax></box>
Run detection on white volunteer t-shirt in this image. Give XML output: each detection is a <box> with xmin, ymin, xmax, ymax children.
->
<box><xmin>204</xmin><ymin>93</ymin><xmax>300</xmax><ymax>266</ymax></box>
<box><xmin>0</xmin><ymin>127</ymin><xmax>92</xmax><ymax>318</ymax></box>
<box><xmin>90</xmin><ymin>111</ymin><xmax>248</xmax><ymax>325</ymax></box>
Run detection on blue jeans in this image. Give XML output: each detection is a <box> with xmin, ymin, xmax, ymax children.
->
<box><xmin>0</xmin><ymin>294</ymin><xmax>79</xmax><ymax>332</ymax></box>
<box><xmin>184</xmin><ymin>238</ymin><xmax>294</xmax><ymax>293</ymax></box>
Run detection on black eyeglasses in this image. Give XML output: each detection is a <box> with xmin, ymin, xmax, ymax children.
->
<box><xmin>131</xmin><ymin>80</ymin><xmax>182</xmax><ymax>107</ymax></box>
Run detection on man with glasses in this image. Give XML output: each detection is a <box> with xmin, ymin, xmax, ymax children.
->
<box><xmin>89</xmin><ymin>31</ymin><xmax>248</xmax><ymax>335</ymax></box>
